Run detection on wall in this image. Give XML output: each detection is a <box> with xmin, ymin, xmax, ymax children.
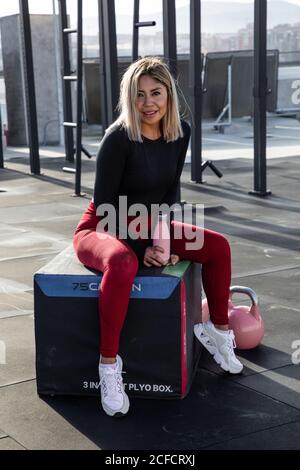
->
<box><xmin>0</xmin><ymin>14</ymin><xmax>60</xmax><ymax>146</ymax></box>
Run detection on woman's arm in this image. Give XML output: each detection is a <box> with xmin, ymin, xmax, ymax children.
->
<box><xmin>94</xmin><ymin>126</ymin><xmax>150</xmax><ymax>262</ymax></box>
<box><xmin>162</xmin><ymin>120</ymin><xmax>191</xmax><ymax>207</ymax></box>
<box><xmin>94</xmin><ymin>126</ymin><xmax>127</xmax><ymax>210</ymax></box>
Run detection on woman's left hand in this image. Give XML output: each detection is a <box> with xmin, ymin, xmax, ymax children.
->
<box><xmin>168</xmin><ymin>254</ymin><xmax>180</xmax><ymax>266</ymax></box>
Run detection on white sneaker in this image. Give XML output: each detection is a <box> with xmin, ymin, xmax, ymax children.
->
<box><xmin>194</xmin><ymin>320</ymin><xmax>243</xmax><ymax>374</ymax></box>
<box><xmin>99</xmin><ymin>355</ymin><xmax>129</xmax><ymax>417</ymax></box>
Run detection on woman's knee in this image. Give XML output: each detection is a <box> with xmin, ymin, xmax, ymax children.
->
<box><xmin>73</xmin><ymin>231</ymin><xmax>92</xmax><ymax>265</ymax></box>
<box><xmin>205</xmin><ymin>229</ymin><xmax>231</xmax><ymax>258</ymax></box>
<box><xmin>107</xmin><ymin>250</ymin><xmax>139</xmax><ymax>280</ymax></box>
<box><xmin>215</xmin><ymin>233</ymin><xmax>231</xmax><ymax>259</ymax></box>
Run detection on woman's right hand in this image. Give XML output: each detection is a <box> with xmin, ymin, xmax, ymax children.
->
<box><xmin>143</xmin><ymin>246</ymin><xmax>166</xmax><ymax>267</ymax></box>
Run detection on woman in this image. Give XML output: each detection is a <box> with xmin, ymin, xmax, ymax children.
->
<box><xmin>73</xmin><ymin>57</ymin><xmax>243</xmax><ymax>418</ymax></box>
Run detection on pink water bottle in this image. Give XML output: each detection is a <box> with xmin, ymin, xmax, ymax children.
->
<box><xmin>152</xmin><ymin>213</ymin><xmax>170</xmax><ymax>265</ymax></box>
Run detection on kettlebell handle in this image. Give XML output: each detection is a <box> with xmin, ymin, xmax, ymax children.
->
<box><xmin>230</xmin><ymin>286</ymin><xmax>258</xmax><ymax>306</ymax></box>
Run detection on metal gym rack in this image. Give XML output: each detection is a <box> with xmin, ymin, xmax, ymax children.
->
<box><xmin>5</xmin><ymin>0</ymin><xmax>271</xmax><ymax>197</ymax></box>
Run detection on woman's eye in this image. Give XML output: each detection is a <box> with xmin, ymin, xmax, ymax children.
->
<box><xmin>137</xmin><ymin>92</ymin><xmax>160</xmax><ymax>98</ymax></box>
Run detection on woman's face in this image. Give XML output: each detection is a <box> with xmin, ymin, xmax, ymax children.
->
<box><xmin>136</xmin><ymin>75</ymin><xmax>168</xmax><ymax>130</ymax></box>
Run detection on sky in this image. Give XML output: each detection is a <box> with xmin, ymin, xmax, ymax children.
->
<box><xmin>1</xmin><ymin>0</ymin><xmax>300</xmax><ymax>18</ymax></box>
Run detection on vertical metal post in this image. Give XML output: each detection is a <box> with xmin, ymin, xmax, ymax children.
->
<box><xmin>132</xmin><ymin>0</ymin><xmax>140</xmax><ymax>62</ymax></box>
<box><xmin>162</xmin><ymin>0</ymin><xmax>177</xmax><ymax>78</ymax></box>
<box><xmin>52</xmin><ymin>0</ymin><xmax>65</xmax><ymax>148</ymax></box>
<box><xmin>19</xmin><ymin>0</ymin><xmax>40</xmax><ymax>175</ymax></box>
<box><xmin>250</xmin><ymin>0</ymin><xmax>271</xmax><ymax>196</ymax></box>
<box><xmin>58</xmin><ymin>0</ymin><xmax>74</xmax><ymax>162</ymax></box>
<box><xmin>101</xmin><ymin>0</ymin><xmax>119</xmax><ymax>125</ymax></box>
<box><xmin>98</xmin><ymin>0</ymin><xmax>108</xmax><ymax>131</ymax></box>
<box><xmin>189</xmin><ymin>0</ymin><xmax>202</xmax><ymax>183</ymax></box>
<box><xmin>75</xmin><ymin>0</ymin><xmax>83</xmax><ymax>196</ymax></box>
<box><xmin>162</xmin><ymin>0</ymin><xmax>179</xmax><ymax>198</ymax></box>
<box><xmin>132</xmin><ymin>1</ymin><xmax>155</xmax><ymax>64</ymax></box>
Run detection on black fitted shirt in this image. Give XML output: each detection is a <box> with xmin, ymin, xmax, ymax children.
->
<box><xmin>93</xmin><ymin>119</ymin><xmax>191</xmax><ymax>261</ymax></box>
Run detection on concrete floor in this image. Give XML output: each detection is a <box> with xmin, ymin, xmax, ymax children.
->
<box><xmin>0</xmin><ymin>117</ymin><xmax>300</xmax><ymax>450</ymax></box>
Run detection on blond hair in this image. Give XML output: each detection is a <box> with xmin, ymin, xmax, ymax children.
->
<box><xmin>108</xmin><ymin>57</ymin><xmax>184</xmax><ymax>143</ymax></box>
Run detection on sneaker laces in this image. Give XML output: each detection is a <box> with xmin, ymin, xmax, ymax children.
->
<box><xmin>225</xmin><ymin>330</ymin><xmax>237</xmax><ymax>354</ymax></box>
<box><xmin>100</xmin><ymin>368</ymin><xmax>126</xmax><ymax>397</ymax></box>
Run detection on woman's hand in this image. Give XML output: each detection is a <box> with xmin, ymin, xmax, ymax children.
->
<box><xmin>143</xmin><ymin>246</ymin><xmax>180</xmax><ymax>267</ymax></box>
<box><xmin>169</xmin><ymin>254</ymin><xmax>180</xmax><ymax>266</ymax></box>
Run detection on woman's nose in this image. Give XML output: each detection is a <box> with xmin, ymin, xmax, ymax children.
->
<box><xmin>143</xmin><ymin>95</ymin><xmax>154</xmax><ymax>105</ymax></box>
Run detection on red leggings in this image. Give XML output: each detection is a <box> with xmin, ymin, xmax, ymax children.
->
<box><xmin>73</xmin><ymin>202</ymin><xmax>231</xmax><ymax>357</ymax></box>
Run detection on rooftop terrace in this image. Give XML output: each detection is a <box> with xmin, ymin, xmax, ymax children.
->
<box><xmin>0</xmin><ymin>115</ymin><xmax>299</xmax><ymax>450</ymax></box>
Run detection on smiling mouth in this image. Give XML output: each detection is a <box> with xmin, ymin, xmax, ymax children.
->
<box><xmin>143</xmin><ymin>111</ymin><xmax>158</xmax><ymax>116</ymax></box>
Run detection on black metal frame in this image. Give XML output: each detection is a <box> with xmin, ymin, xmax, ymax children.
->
<box><xmin>60</xmin><ymin>0</ymin><xmax>93</xmax><ymax>195</ymax></box>
<box><xmin>9</xmin><ymin>0</ymin><xmax>270</xmax><ymax>197</ymax></box>
<box><xmin>162</xmin><ymin>0</ymin><xmax>177</xmax><ymax>78</ymax></box>
<box><xmin>58</xmin><ymin>0</ymin><xmax>75</xmax><ymax>163</ymax></box>
<box><xmin>250</xmin><ymin>0</ymin><xmax>271</xmax><ymax>196</ymax></box>
<box><xmin>74</xmin><ymin>0</ymin><xmax>83</xmax><ymax>196</ymax></box>
<box><xmin>132</xmin><ymin>0</ymin><xmax>140</xmax><ymax>62</ymax></box>
<box><xmin>98</xmin><ymin>0</ymin><xmax>108</xmax><ymax>131</ymax></box>
<box><xmin>99</xmin><ymin>0</ymin><xmax>119</xmax><ymax>125</ymax></box>
<box><xmin>189</xmin><ymin>0</ymin><xmax>203</xmax><ymax>183</ymax></box>
<box><xmin>190</xmin><ymin>1</ymin><xmax>223</xmax><ymax>182</ymax></box>
<box><xmin>19</xmin><ymin>0</ymin><xmax>40</xmax><ymax>175</ymax></box>
<box><xmin>162</xmin><ymin>0</ymin><xmax>180</xmax><ymax>198</ymax></box>
<box><xmin>132</xmin><ymin>0</ymin><xmax>156</xmax><ymax>63</ymax></box>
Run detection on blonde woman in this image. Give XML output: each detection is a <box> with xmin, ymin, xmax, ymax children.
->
<box><xmin>73</xmin><ymin>57</ymin><xmax>243</xmax><ymax>418</ymax></box>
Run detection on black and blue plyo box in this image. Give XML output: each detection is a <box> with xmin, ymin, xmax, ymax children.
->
<box><xmin>34</xmin><ymin>245</ymin><xmax>202</xmax><ymax>399</ymax></box>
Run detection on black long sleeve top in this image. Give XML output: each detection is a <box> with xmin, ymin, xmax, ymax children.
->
<box><xmin>93</xmin><ymin>119</ymin><xmax>191</xmax><ymax>262</ymax></box>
